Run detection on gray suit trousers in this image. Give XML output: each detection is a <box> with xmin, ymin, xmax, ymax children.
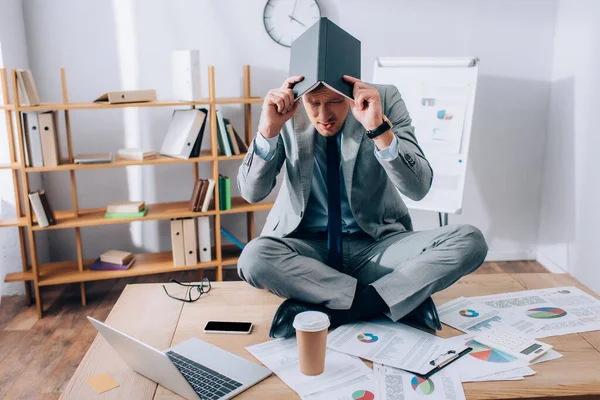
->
<box><xmin>238</xmin><ymin>224</ymin><xmax>488</xmax><ymax>321</ymax></box>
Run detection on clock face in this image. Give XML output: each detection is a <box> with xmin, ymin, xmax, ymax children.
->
<box><xmin>263</xmin><ymin>0</ymin><xmax>321</xmax><ymax>47</ymax></box>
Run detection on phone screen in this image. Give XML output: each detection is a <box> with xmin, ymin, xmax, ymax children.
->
<box><xmin>204</xmin><ymin>321</ymin><xmax>252</xmax><ymax>333</ymax></box>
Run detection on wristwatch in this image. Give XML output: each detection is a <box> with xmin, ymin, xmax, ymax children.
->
<box><xmin>365</xmin><ymin>115</ymin><xmax>393</xmax><ymax>139</ymax></box>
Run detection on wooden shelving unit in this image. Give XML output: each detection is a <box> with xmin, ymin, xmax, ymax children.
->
<box><xmin>0</xmin><ymin>65</ymin><xmax>269</xmax><ymax>317</ymax></box>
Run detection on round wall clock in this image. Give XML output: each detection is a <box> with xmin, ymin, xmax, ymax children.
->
<box><xmin>263</xmin><ymin>0</ymin><xmax>321</xmax><ymax>47</ymax></box>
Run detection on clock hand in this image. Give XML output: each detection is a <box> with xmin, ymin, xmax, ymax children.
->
<box><xmin>289</xmin><ymin>15</ymin><xmax>306</xmax><ymax>27</ymax></box>
<box><xmin>291</xmin><ymin>0</ymin><xmax>299</xmax><ymax>18</ymax></box>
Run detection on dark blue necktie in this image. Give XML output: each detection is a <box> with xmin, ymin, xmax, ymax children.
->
<box><xmin>326</xmin><ymin>135</ymin><xmax>343</xmax><ymax>270</ymax></box>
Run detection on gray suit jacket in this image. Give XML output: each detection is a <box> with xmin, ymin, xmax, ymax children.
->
<box><xmin>237</xmin><ymin>84</ymin><xmax>433</xmax><ymax>240</ymax></box>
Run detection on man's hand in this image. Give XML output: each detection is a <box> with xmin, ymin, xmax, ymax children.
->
<box><xmin>343</xmin><ymin>75</ymin><xmax>384</xmax><ymax>131</ymax></box>
<box><xmin>258</xmin><ymin>76</ymin><xmax>303</xmax><ymax>139</ymax></box>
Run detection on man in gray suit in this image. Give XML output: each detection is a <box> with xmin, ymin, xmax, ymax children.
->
<box><xmin>237</xmin><ymin>74</ymin><xmax>488</xmax><ymax>338</ymax></box>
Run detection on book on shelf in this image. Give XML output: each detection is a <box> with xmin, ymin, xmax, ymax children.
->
<box><xmin>189</xmin><ymin>178</ymin><xmax>215</xmax><ymax>212</ymax></box>
<box><xmin>160</xmin><ymin>108</ymin><xmax>208</xmax><ymax>159</ymax></box>
<box><xmin>233</xmin><ymin>126</ymin><xmax>249</xmax><ymax>153</ymax></box>
<box><xmin>100</xmin><ymin>250</ymin><xmax>134</xmax><ymax>265</ymax></box>
<box><xmin>224</xmin><ymin>119</ymin><xmax>240</xmax><ymax>155</ymax></box>
<box><xmin>74</xmin><ymin>153</ymin><xmax>113</xmax><ymax>164</ymax></box>
<box><xmin>93</xmin><ymin>89</ymin><xmax>157</xmax><ymax>104</ymax></box>
<box><xmin>182</xmin><ymin>218</ymin><xmax>198</xmax><ymax>266</ymax></box>
<box><xmin>289</xmin><ymin>17</ymin><xmax>361</xmax><ymax>100</ymax></box>
<box><xmin>106</xmin><ymin>201</ymin><xmax>145</xmax><ymax>214</ymax></box>
<box><xmin>170</xmin><ymin>219</ymin><xmax>185</xmax><ymax>267</ymax></box>
<box><xmin>38</xmin><ymin>111</ymin><xmax>61</xmax><ymax>167</ymax></box>
<box><xmin>198</xmin><ymin>216</ymin><xmax>212</xmax><ymax>262</ymax></box>
<box><xmin>104</xmin><ymin>207</ymin><xmax>148</xmax><ymax>219</ymax></box>
<box><xmin>216</xmin><ymin>110</ymin><xmax>232</xmax><ymax>157</ymax></box>
<box><xmin>218</xmin><ymin>175</ymin><xmax>231</xmax><ymax>210</ymax></box>
<box><xmin>221</xmin><ymin>228</ymin><xmax>245</xmax><ymax>250</ymax></box>
<box><xmin>16</xmin><ymin>69</ymin><xmax>41</xmax><ymax>106</ymax></box>
<box><xmin>90</xmin><ymin>257</ymin><xmax>136</xmax><ymax>271</ymax></box>
<box><xmin>22</xmin><ymin>113</ymin><xmax>43</xmax><ymax>167</ymax></box>
<box><xmin>117</xmin><ymin>148</ymin><xmax>158</xmax><ymax>161</ymax></box>
<box><xmin>201</xmin><ymin>179</ymin><xmax>215</xmax><ymax>212</ymax></box>
<box><xmin>28</xmin><ymin>189</ymin><xmax>56</xmax><ymax>228</ymax></box>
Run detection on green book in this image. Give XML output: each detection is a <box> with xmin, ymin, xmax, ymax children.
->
<box><xmin>105</xmin><ymin>207</ymin><xmax>148</xmax><ymax>219</ymax></box>
<box><xmin>224</xmin><ymin>176</ymin><xmax>231</xmax><ymax>210</ymax></box>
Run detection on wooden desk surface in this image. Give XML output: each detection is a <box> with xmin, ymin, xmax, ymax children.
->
<box><xmin>61</xmin><ymin>274</ymin><xmax>600</xmax><ymax>400</ymax></box>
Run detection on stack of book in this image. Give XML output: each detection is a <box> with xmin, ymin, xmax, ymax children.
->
<box><xmin>105</xmin><ymin>201</ymin><xmax>148</xmax><ymax>218</ymax></box>
<box><xmin>170</xmin><ymin>217</ymin><xmax>211</xmax><ymax>267</ymax></box>
<box><xmin>16</xmin><ymin>69</ymin><xmax>40</xmax><ymax>106</ymax></box>
<box><xmin>22</xmin><ymin>111</ymin><xmax>61</xmax><ymax>167</ymax></box>
<box><xmin>28</xmin><ymin>190</ymin><xmax>56</xmax><ymax>228</ymax></box>
<box><xmin>216</xmin><ymin>112</ymin><xmax>249</xmax><ymax>157</ymax></box>
<box><xmin>189</xmin><ymin>178</ymin><xmax>215</xmax><ymax>212</ymax></box>
<box><xmin>218</xmin><ymin>175</ymin><xmax>231</xmax><ymax>210</ymax></box>
<box><xmin>91</xmin><ymin>250</ymin><xmax>135</xmax><ymax>271</ymax></box>
<box><xmin>117</xmin><ymin>148</ymin><xmax>158</xmax><ymax>161</ymax></box>
<box><xmin>74</xmin><ymin>153</ymin><xmax>113</xmax><ymax>164</ymax></box>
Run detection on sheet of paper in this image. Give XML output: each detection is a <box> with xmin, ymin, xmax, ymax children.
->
<box><xmin>438</xmin><ymin>297</ymin><xmax>544</xmax><ymax>336</ymax></box>
<box><xmin>415</xmin><ymin>83</ymin><xmax>468</xmax><ymax>154</ymax></box>
<box><xmin>466</xmin><ymin>366</ymin><xmax>535</xmax><ymax>382</ymax></box>
<box><xmin>327</xmin><ymin>319</ymin><xmax>468</xmax><ymax>376</ymax></box>
<box><xmin>469</xmin><ymin>286</ymin><xmax>600</xmax><ymax>338</ymax></box>
<box><xmin>246</xmin><ymin>338</ymin><xmax>371</xmax><ymax>397</ymax></box>
<box><xmin>374</xmin><ymin>362</ymin><xmax>466</xmax><ymax>400</ymax></box>
<box><xmin>445</xmin><ymin>333</ymin><xmax>529</xmax><ymax>382</ymax></box>
<box><xmin>303</xmin><ymin>374</ymin><xmax>377</xmax><ymax>400</ymax></box>
<box><xmin>85</xmin><ymin>373</ymin><xmax>120</xmax><ymax>394</ymax></box>
<box><xmin>531</xmin><ymin>349</ymin><xmax>563</xmax><ymax>364</ymax></box>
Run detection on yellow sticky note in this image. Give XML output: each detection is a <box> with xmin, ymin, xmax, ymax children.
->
<box><xmin>86</xmin><ymin>373</ymin><xmax>120</xmax><ymax>394</ymax></box>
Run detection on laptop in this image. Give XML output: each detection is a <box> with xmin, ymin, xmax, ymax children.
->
<box><xmin>87</xmin><ymin>317</ymin><xmax>271</xmax><ymax>400</ymax></box>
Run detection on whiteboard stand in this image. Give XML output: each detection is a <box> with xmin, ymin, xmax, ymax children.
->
<box><xmin>373</xmin><ymin>57</ymin><xmax>479</xmax><ymax>226</ymax></box>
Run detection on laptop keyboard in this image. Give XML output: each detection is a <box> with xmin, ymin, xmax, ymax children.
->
<box><xmin>166</xmin><ymin>351</ymin><xmax>243</xmax><ymax>400</ymax></box>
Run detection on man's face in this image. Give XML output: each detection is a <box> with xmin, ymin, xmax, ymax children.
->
<box><xmin>302</xmin><ymin>86</ymin><xmax>350</xmax><ymax>137</ymax></box>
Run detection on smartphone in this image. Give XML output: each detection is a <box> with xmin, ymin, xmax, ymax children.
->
<box><xmin>203</xmin><ymin>321</ymin><xmax>253</xmax><ymax>335</ymax></box>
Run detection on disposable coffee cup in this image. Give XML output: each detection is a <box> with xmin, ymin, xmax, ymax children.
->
<box><xmin>293</xmin><ymin>311</ymin><xmax>330</xmax><ymax>376</ymax></box>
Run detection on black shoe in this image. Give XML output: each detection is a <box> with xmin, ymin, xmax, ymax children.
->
<box><xmin>269</xmin><ymin>299</ymin><xmax>328</xmax><ymax>339</ymax></box>
<box><xmin>400</xmin><ymin>297</ymin><xmax>442</xmax><ymax>331</ymax></box>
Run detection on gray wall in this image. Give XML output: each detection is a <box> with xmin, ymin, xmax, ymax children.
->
<box><xmin>537</xmin><ymin>0</ymin><xmax>600</xmax><ymax>293</ymax></box>
<box><xmin>0</xmin><ymin>0</ymin><xmax>49</xmax><ymax>295</ymax></box>
<box><xmin>1</xmin><ymin>0</ymin><xmax>560</xmax><ymax>293</ymax></box>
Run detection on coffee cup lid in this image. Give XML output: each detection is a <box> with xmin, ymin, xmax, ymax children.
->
<box><xmin>293</xmin><ymin>311</ymin><xmax>330</xmax><ymax>332</ymax></box>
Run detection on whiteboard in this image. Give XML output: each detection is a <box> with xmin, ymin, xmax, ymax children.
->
<box><xmin>373</xmin><ymin>57</ymin><xmax>479</xmax><ymax>215</ymax></box>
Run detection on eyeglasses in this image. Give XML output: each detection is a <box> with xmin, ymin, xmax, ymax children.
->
<box><xmin>162</xmin><ymin>278</ymin><xmax>211</xmax><ymax>303</ymax></box>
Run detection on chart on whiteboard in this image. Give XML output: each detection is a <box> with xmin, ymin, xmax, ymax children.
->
<box><xmin>417</xmin><ymin>83</ymin><xmax>469</xmax><ymax>154</ymax></box>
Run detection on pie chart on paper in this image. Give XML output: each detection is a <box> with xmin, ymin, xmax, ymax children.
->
<box><xmin>411</xmin><ymin>376</ymin><xmax>435</xmax><ymax>395</ymax></box>
<box><xmin>352</xmin><ymin>390</ymin><xmax>375</xmax><ymax>400</ymax></box>
<box><xmin>526</xmin><ymin>307</ymin><xmax>567</xmax><ymax>319</ymax></box>
<box><xmin>466</xmin><ymin>339</ymin><xmax>517</xmax><ymax>363</ymax></box>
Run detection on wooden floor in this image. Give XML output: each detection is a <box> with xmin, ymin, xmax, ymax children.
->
<box><xmin>0</xmin><ymin>261</ymin><xmax>548</xmax><ymax>400</ymax></box>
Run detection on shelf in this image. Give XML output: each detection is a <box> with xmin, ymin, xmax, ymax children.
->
<box><xmin>221</xmin><ymin>244</ymin><xmax>243</xmax><ymax>266</ymax></box>
<box><xmin>25</xmin><ymin>151</ymin><xmax>213</xmax><ymax>172</ymax></box>
<box><xmin>217</xmin><ymin>152</ymin><xmax>247</xmax><ymax>161</ymax></box>
<box><xmin>17</xmin><ymin>99</ymin><xmax>209</xmax><ymax>111</ymax></box>
<box><xmin>4</xmin><ymin>270</ymin><xmax>33</xmax><ymax>282</ymax></box>
<box><xmin>220</xmin><ymin>197</ymin><xmax>274</xmax><ymax>214</ymax></box>
<box><xmin>215</xmin><ymin>97</ymin><xmax>262</xmax><ymax>105</ymax></box>
<box><xmin>0</xmin><ymin>104</ymin><xmax>14</xmax><ymax>110</ymax></box>
<box><xmin>0</xmin><ymin>217</ymin><xmax>27</xmax><ymax>228</ymax></box>
<box><xmin>37</xmin><ymin>251</ymin><xmax>218</xmax><ymax>286</ymax></box>
<box><xmin>0</xmin><ymin>162</ymin><xmax>20</xmax><ymax>170</ymax></box>
<box><xmin>32</xmin><ymin>201</ymin><xmax>216</xmax><ymax>231</ymax></box>
<box><xmin>14</xmin><ymin>97</ymin><xmax>261</xmax><ymax>111</ymax></box>
<box><xmin>31</xmin><ymin>197</ymin><xmax>269</xmax><ymax>230</ymax></box>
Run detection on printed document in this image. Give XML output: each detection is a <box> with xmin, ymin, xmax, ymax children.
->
<box><xmin>469</xmin><ymin>286</ymin><xmax>600</xmax><ymax>338</ymax></box>
<box><xmin>303</xmin><ymin>374</ymin><xmax>376</xmax><ymax>400</ymax></box>
<box><xmin>374</xmin><ymin>362</ymin><xmax>466</xmax><ymax>400</ymax></box>
<box><xmin>327</xmin><ymin>319</ymin><xmax>468</xmax><ymax>376</ymax></box>
<box><xmin>246</xmin><ymin>338</ymin><xmax>371</xmax><ymax>397</ymax></box>
<box><xmin>438</xmin><ymin>297</ymin><xmax>543</xmax><ymax>335</ymax></box>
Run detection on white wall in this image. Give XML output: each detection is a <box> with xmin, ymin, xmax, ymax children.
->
<box><xmin>537</xmin><ymin>0</ymin><xmax>600</xmax><ymax>293</ymax></box>
<box><xmin>0</xmin><ymin>0</ymin><xmax>49</xmax><ymax>295</ymax></box>
<box><xmin>19</xmin><ymin>0</ymin><xmax>558</xmax><ymax>266</ymax></box>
